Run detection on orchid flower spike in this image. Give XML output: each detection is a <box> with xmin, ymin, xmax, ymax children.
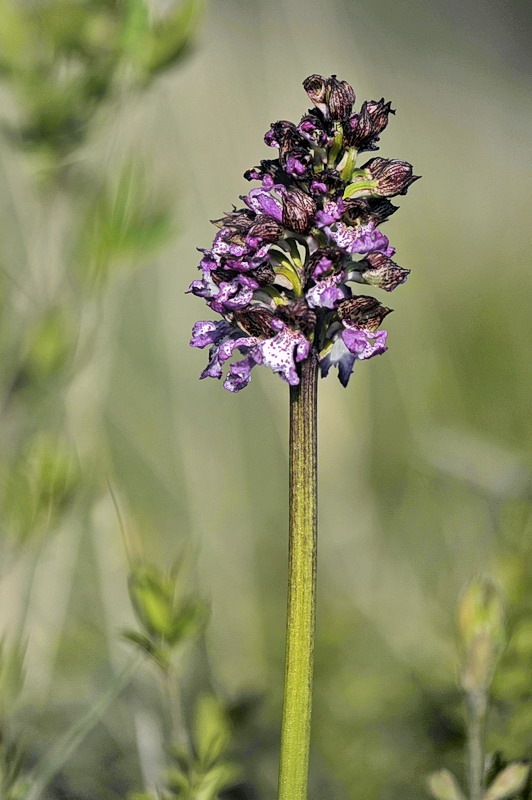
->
<box><xmin>189</xmin><ymin>73</ymin><xmax>419</xmax><ymax>391</ymax></box>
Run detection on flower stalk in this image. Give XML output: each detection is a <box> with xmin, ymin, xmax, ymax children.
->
<box><xmin>278</xmin><ymin>351</ymin><xmax>318</xmax><ymax>800</ymax></box>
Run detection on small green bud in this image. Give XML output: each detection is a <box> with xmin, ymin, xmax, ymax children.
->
<box><xmin>457</xmin><ymin>576</ymin><xmax>506</xmax><ymax>692</ymax></box>
<box><xmin>128</xmin><ymin>565</ymin><xmax>179</xmax><ymax>641</ymax></box>
<box><xmin>127</xmin><ymin>563</ymin><xmax>207</xmax><ymax>648</ymax></box>
<box><xmin>484</xmin><ymin>762</ymin><xmax>529</xmax><ymax>800</ymax></box>
<box><xmin>25</xmin><ymin>309</ymin><xmax>73</xmax><ymax>382</ymax></box>
<box><xmin>427</xmin><ymin>769</ymin><xmax>467</xmax><ymax>800</ymax></box>
<box><xmin>193</xmin><ymin>694</ymin><xmax>231</xmax><ymax>768</ymax></box>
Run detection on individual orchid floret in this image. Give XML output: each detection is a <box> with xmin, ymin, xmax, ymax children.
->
<box><xmin>347</xmin><ymin>252</ymin><xmax>410</xmax><ymax>292</ymax></box>
<box><xmin>364</xmin><ymin>157</ymin><xmax>419</xmax><ymax>197</ymax></box>
<box><xmin>303</xmin><ymin>74</ymin><xmax>355</xmax><ymax>121</ymax></box>
<box><xmin>282</xmin><ymin>187</ymin><xmax>316</xmax><ymax>233</ymax></box>
<box><xmin>189</xmin><ymin>73</ymin><xmax>419</xmax><ymax>390</ymax></box>
<box><xmin>344</xmin><ymin>99</ymin><xmax>395</xmax><ymax>152</ymax></box>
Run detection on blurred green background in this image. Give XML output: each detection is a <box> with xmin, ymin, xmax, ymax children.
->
<box><xmin>0</xmin><ymin>0</ymin><xmax>531</xmax><ymax>798</ymax></box>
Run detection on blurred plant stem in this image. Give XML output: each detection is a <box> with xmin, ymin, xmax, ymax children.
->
<box><xmin>161</xmin><ymin>660</ymin><xmax>189</xmax><ymax>750</ymax></box>
<box><xmin>467</xmin><ymin>690</ymin><xmax>487</xmax><ymax>800</ymax></box>
<box><xmin>277</xmin><ymin>352</ymin><xmax>318</xmax><ymax>800</ymax></box>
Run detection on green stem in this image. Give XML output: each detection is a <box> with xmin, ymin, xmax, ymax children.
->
<box><xmin>277</xmin><ymin>352</ymin><xmax>318</xmax><ymax>800</ymax></box>
<box><xmin>467</xmin><ymin>690</ymin><xmax>487</xmax><ymax>800</ymax></box>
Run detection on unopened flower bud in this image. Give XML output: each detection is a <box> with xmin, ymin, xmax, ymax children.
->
<box><xmin>327</xmin><ymin>75</ymin><xmax>355</xmax><ymax>121</ymax></box>
<box><xmin>338</xmin><ymin>295</ymin><xmax>392</xmax><ymax>331</ymax></box>
<box><xmin>457</xmin><ymin>576</ymin><xmax>506</xmax><ymax>693</ymax></box>
<box><xmin>282</xmin><ymin>187</ymin><xmax>316</xmax><ymax>233</ymax></box>
<box><xmin>276</xmin><ymin>300</ymin><xmax>317</xmax><ymax>336</ymax></box>
<box><xmin>307</xmin><ymin>247</ymin><xmax>345</xmax><ymax>280</ymax></box>
<box><xmin>303</xmin><ymin>74</ymin><xmax>328</xmax><ymax>115</ymax></box>
<box><xmin>352</xmin><ymin>252</ymin><xmax>410</xmax><ymax>292</ymax></box>
<box><xmin>233</xmin><ymin>307</ymin><xmax>275</xmax><ymax>337</ymax></box>
<box><xmin>345</xmin><ymin>98</ymin><xmax>395</xmax><ymax>151</ymax></box>
<box><xmin>365</xmin><ymin>157</ymin><xmax>419</xmax><ymax>196</ymax></box>
<box><xmin>247</xmin><ymin>215</ymin><xmax>284</xmax><ymax>244</ymax></box>
<box><xmin>365</xmin><ymin>99</ymin><xmax>394</xmax><ymax>134</ymax></box>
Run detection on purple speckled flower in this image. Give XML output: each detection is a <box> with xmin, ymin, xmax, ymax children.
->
<box><xmin>189</xmin><ymin>74</ymin><xmax>419</xmax><ymax>390</ymax></box>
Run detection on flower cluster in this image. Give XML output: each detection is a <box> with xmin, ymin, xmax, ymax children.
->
<box><xmin>189</xmin><ymin>74</ymin><xmax>418</xmax><ymax>391</ymax></box>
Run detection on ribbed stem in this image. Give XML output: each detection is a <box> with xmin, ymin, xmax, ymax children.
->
<box><xmin>277</xmin><ymin>352</ymin><xmax>318</xmax><ymax>800</ymax></box>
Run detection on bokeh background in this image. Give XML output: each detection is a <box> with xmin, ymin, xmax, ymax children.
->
<box><xmin>0</xmin><ymin>0</ymin><xmax>531</xmax><ymax>798</ymax></box>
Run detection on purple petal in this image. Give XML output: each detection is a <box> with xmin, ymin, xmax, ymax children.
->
<box><xmin>341</xmin><ymin>327</ymin><xmax>388</xmax><ymax>359</ymax></box>
<box><xmin>315</xmin><ymin>199</ymin><xmax>344</xmax><ymax>228</ymax></box>
<box><xmin>327</xmin><ymin>220</ymin><xmax>390</xmax><ymax>255</ymax></box>
<box><xmin>212</xmin><ymin>230</ymin><xmax>249</xmax><ymax>258</ymax></box>
<box><xmin>255</xmin><ymin>326</ymin><xmax>310</xmax><ymax>385</ymax></box>
<box><xmin>319</xmin><ymin>337</ymin><xmax>356</xmax><ymax>387</ymax></box>
<box><xmin>310</xmin><ymin>180</ymin><xmax>328</xmax><ymax>195</ymax></box>
<box><xmin>285</xmin><ymin>154</ymin><xmax>309</xmax><ymax>176</ymax></box>
<box><xmin>306</xmin><ymin>275</ymin><xmax>350</xmax><ymax>309</ymax></box>
<box><xmin>311</xmin><ymin>254</ymin><xmax>334</xmax><ymax>280</ymax></box>
<box><xmin>223</xmin><ymin>355</ymin><xmax>256</xmax><ymax>392</ymax></box>
<box><xmin>190</xmin><ymin>319</ymin><xmax>233</xmax><ymax>349</ymax></box>
<box><xmin>244</xmin><ymin>189</ymin><xmax>283</xmax><ymax>222</ymax></box>
<box><xmin>208</xmin><ymin>281</ymin><xmax>254</xmax><ymax>313</ymax></box>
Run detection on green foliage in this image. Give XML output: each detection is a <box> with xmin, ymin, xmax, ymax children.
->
<box><xmin>0</xmin><ymin>738</ymin><xmax>27</xmax><ymax>800</ymax></box>
<box><xmin>125</xmin><ymin>558</ymin><xmax>208</xmax><ymax>671</ymax></box>
<box><xmin>1</xmin><ymin>433</ymin><xmax>81</xmax><ymax>542</ymax></box>
<box><xmin>490</xmin><ymin>545</ymin><xmax>532</xmax><ymax>754</ymax></box>
<box><xmin>0</xmin><ymin>641</ymin><xmax>27</xmax><ymax>799</ymax></box>
<box><xmin>0</xmin><ymin>1</ymin><xmax>203</xmax><ymax>797</ymax></box>
<box><xmin>427</xmin><ymin>580</ymin><xmax>531</xmax><ymax>800</ymax></box>
<box><xmin>78</xmin><ymin>163</ymin><xmax>174</xmax><ymax>288</ymax></box>
<box><xmin>22</xmin><ymin>309</ymin><xmax>74</xmax><ymax>386</ymax></box>
<box><xmin>138</xmin><ymin>0</ymin><xmax>204</xmax><ymax>76</ymax></box>
<box><xmin>428</xmin><ymin>769</ymin><xmax>467</xmax><ymax>800</ymax></box>
<box><xmin>164</xmin><ymin>695</ymin><xmax>239</xmax><ymax>800</ymax></box>
<box><xmin>0</xmin><ymin>0</ymin><xmax>203</xmax><ymax>165</ymax></box>
<box><xmin>0</xmin><ymin>640</ymin><xmax>26</xmax><ymax>710</ymax></box>
<box><xmin>457</xmin><ymin>576</ymin><xmax>506</xmax><ymax>693</ymax></box>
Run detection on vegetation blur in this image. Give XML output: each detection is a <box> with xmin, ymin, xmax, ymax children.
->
<box><xmin>0</xmin><ymin>0</ymin><xmax>530</xmax><ymax>798</ymax></box>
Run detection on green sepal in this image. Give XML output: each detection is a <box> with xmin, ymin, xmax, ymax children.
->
<box><xmin>342</xmin><ymin>178</ymin><xmax>378</xmax><ymax>200</ymax></box>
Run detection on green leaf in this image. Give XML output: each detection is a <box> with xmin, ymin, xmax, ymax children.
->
<box><xmin>78</xmin><ymin>162</ymin><xmax>173</xmax><ymax>287</ymax></box>
<box><xmin>24</xmin><ymin>659</ymin><xmax>139</xmax><ymax>800</ymax></box>
<box><xmin>166</xmin><ymin>600</ymin><xmax>208</xmax><ymax>647</ymax></box>
<box><xmin>128</xmin><ymin>565</ymin><xmax>177</xmax><ymax>640</ymax></box>
<box><xmin>484</xmin><ymin>762</ymin><xmax>530</xmax><ymax>800</ymax></box>
<box><xmin>193</xmin><ymin>694</ymin><xmax>231</xmax><ymax>768</ymax></box>
<box><xmin>121</xmin><ymin>0</ymin><xmax>150</xmax><ymax>60</ymax></box>
<box><xmin>0</xmin><ymin>0</ymin><xmax>33</xmax><ymax>74</ymax></box>
<box><xmin>427</xmin><ymin>769</ymin><xmax>467</xmax><ymax>800</ymax></box>
<box><xmin>24</xmin><ymin>309</ymin><xmax>73</xmax><ymax>382</ymax></box>
<box><xmin>0</xmin><ymin>639</ymin><xmax>26</xmax><ymax>707</ymax></box>
<box><xmin>142</xmin><ymin>0</ymin><xmax>204</xmax><ymax>75</ymax></box>
<box><xmin>128</xmin><ymin>793</ymin><xmax>158</xmax><ymax>800</ymax></box>
<box><xmin>122</xmin><ymin>630</ymin><xmax>158</xmax><ymax>657</ymax></box>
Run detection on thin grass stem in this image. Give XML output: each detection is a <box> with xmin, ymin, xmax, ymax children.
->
<box><xmin>467</xmin><ymin>690</ymin><xmax>487</xmax><ymax>800</ymax></box>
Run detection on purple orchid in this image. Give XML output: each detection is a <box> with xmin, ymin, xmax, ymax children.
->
<box><xmin>189</xmin><ymin>74</ymin><xmax>419</xmax><ymax>391</ymax></box>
